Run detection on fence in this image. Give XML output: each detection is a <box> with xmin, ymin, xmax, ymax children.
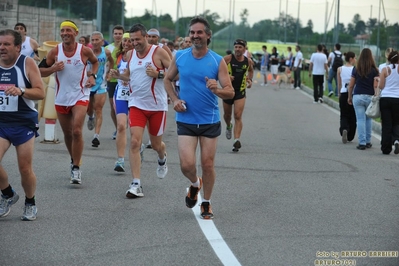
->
<box><xmin>0</xmin><ymin>0</ymin><xmax>96</xmax><ymax>45</ymax></box>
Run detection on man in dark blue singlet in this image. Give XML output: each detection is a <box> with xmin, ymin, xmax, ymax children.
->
<box><xmin>0</xmin><ymin>29</ymin><xmax>45</xmax><ymax>221</ymax></box>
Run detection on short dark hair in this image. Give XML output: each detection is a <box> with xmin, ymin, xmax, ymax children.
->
<box><xmin>234</xmin><ymin>38</ymin><xmax>246</xmax><ymax>47</ymax></box>
<box><xmin>129</xmin><ymin>23</ymin><xmax>147</xmax><ymax>37</ymax></box>
<box><xmin>189</xmin><ymin>16</ymin><xmax>212</xmax><ymax>45</ymax></box>
<box><xmin>262</xmin><ymin>45</ymin><xmax>267</xmax><ymax>49</ymax></box>
<box><xmin>113</xmin><ymin>25</ymin><xmax>124</xmax><ymax>33</ymax></box>
<box><xmin>296</xmin><ymin>45</ymin><xmax>301</xmax><ymax>50</ymax></box>
<box><xmin>335</xmin><ymin>43</ymin><xmax>341</xmax><ymax>50</ymax></box>
<box><xmin>0</xmin><ymin>29</ymin><xmax>22</xmax><ymax>46</ymax></box>
<box><xmin>317</xmin><ymin>44</ymin><xmax>323</xmax><ymax>52</ymax></box>
<box><xmin>14</xmin><ymin>22</ymin><xmax>26</xmax><ymax>31</ymax></box>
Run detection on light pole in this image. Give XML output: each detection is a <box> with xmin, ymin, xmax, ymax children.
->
<box><xmin>296</xmin><ymin>0</ymin><xmax>300</xmax><ymax>43</ymax></box>
<box><xmin>96</xmin><ymin>0</ymin><xmax>102</xmax><ymax>31</ymax></box>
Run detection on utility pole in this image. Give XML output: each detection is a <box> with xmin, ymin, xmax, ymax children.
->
<box><xmin>324</xmin><ymin>1</ymin><xmax>328</xmax><ymax>43</ymax></box>
<box><xmin>228</xmin><ymin>0</ymin><xmax>232</xmax><ymax>49</ymax></box>
<box><xmin>377</xmin><ymin>0</ymin><xmax>381</xmax><ymax>65</ymax></box>
<box><xmin>284</xmin><ymin>0</ymin><xmax>288</xmax><ymax>43</ymax></box>
<box><xmin>335</xmin><ymin>0</ymin><xmax>340</xmax><ymax>44</ymax></box>
<box><xmin>121</xmin><ymin>1</ymin><xmax>125</xmax><ymax>27</ymax></box>
<box><xmin>96</xmin><ymin>0</ymin><xmax>102</xmax><ymax>31</ymax></box>
<box><xmin>278</xmin><ymin>0</ymin><xmax>281</xmax><ymax>43</ymax></box>
<box><xmin>296</xmin><ymin>0</ymin><xmax>300</xmax><ymax>43</ymax></box>
<box><xmin>175</xmin><ymin>0</ymin><xmax>180</xmax><ymax>37</ymax></box>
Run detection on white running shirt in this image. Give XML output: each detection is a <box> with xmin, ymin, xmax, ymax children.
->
<box><xmin>21</xmin><ymin>36</ymin><xmax>35</xmax><ymax>58</ymax></box>
<box><xmin>128</xmin><ymin>45</ymin><xmax>168</xmax><ymax>111</ymax></box>
<box><xmin>55</xmin><ymin>43</ymin><xmax>89</xmax><ymax>106</ymax></box>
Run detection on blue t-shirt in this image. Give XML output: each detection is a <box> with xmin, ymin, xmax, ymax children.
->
<box><xmin>352</xmin><ymin>67</ymin><xmax>379</xmax><ymax>95</ymax></box>
<box><xmin>175</xmin><ymin>47</ymin><xmax>222</xmax><ymax>125</ymax></box>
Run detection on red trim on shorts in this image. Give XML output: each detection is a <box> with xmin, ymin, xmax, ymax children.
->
<box><xmin>55</xmin><ymin>100</ymin><xmax>89</xmax><ymax>114</ymax></box>
<box><xmin>128</xmin><ymin>106</ymin><xmax>166</xmax><ymax>136</ymax></box>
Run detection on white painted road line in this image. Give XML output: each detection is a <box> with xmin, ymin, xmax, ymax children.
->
<box><xmin>188</xmin><ymin>189</ymin><xmax>242</xmax><ymax>266</ymax></box>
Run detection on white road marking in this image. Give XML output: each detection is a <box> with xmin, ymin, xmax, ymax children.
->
<box><xmin>188</xmin><ymin>189</ymin><xmax>242</xmax><ymax>266</ymax></box>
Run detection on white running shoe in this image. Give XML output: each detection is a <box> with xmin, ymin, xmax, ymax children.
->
<box><xmin>156</xmin><ymin>154</ymin><xmax>168</xmax><ymax>179</ymax></box>
<box><xmin>21</xmin><ymin>205</ymin><xmax>37</xmax><ymax>221</ymax></box>
<box><xmin>126</xmin><ymin>183</ymin><xmax>144</xmax><ymax>198</ymax></box>
<box><xmin>70</xmin><ymin>169</ymin><xmax>82</xmax><ymax>184</ymax></box>
<box><xmin>0</xmin><ymin>191</ymin><xmax>19</xmax><ymax>217</ymax></box>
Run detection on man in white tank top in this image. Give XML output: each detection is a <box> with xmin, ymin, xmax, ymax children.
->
<box><xmin>14</xmin><ymin>23</ymin><xmax>39</xmax><ymax>61</ymax></box>
<box><xmin>39</xmin><ymin>20</ymin><xmax>99</xmax><ymax>185</ymax></box>
<box><xmin>147</xmin><ymin>28</ymin><xmax>173</xmax><ymax>59</ymax></box>
<box><xmin>110</xmin><ymin>23</ymin><xmax>171</xmax><ymax>199</ymax></box>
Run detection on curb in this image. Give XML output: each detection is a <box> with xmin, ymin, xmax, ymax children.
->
<box><xmin>301</xmin><ymin>85</ymin><xmax>382</xmax><ymax>135</ymax></box>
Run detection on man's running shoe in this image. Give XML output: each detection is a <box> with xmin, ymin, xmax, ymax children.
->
<box><xmin>112</xmin><ymin>131</ymin><xmax>117</xmax><ymax>140</ymax></box>
<box><xmin>87</xmin><ymin>117</ymin><xmax>95</xmax><ymax>131</ymax></box>
<box><xmin>114</xmin><ymin>160</ymin><xmax>125</xmax><ymax>172</ymax></box>
<box><xmin>146</xmin><ymin>140</ymin><xmax>152</xmax><ymax>149</ymax></box>
<box><xmin>232</xmin><ymin>140</ymin><xmax>241</xmax><ymax>152</ymax></box>
<box><xmin>226</xmin><ymin>124</ymin><xmax>233</xmax><ymax>140</ymax></box>
<box><xmin>200</xmin><ymin>202</ymin><xmax>214</xmax><ymax>219</ymax></box>
<box><xmin>70</xmin><ymin>169</ymin><xmax>82</xmax><ymax>184</ymax></box>
<box><xmin>21</xmin><ymin>204</ymin><xmax>37</xmax><ymax>221</ymax></box>
<box><xmin>185</xmin><ymin>178</ymin><xmax>202</xmax><ymax>208</ymax></box>
<box><xmin>0</xmin><ymin>191</ymin><xmax>19</xmax><ymax>218</ymax></box>
<box><xmin>140</xmin><ymin>143</ymin><xmax>145</xmax><ymax>163</ymax></box>
<box><xmin>156</xmin><ymin>154</ymin><xmax>168</xmax><ymax>179</ymax></box>
<box><xmin>394</xmin><ymin>140</ymin><xmax>399</xmax><ymax>155</ymax></box>
<box><xmin>92</xmin><ymin>137</ymin><xmax>100</xmax><ymax>147</ymax></box>
<box><xmin>126</xmin><ymin>183</ymin><xmax>144</xmax><ymax>198</ymax></box>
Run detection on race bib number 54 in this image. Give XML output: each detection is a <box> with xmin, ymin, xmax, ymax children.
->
<box><xmin>0</xmin><ymin>84</ymin><xmax>18</xmax><ymax>112</ymax></box>
<box><xmin>116</xmin><ymin>86</ymin><xmax>130</xmax><ymax>101</ymax></box>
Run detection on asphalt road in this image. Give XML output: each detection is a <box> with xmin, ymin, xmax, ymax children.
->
<box><xmin>1</xmin><ymin>76</ymin><xmax>398</xmax><ymax>266</ymax></box>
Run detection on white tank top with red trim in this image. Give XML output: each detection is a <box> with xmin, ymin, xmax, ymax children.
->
<box><xmin>55</xmin><ymin>43</ymin><xmax>89</xmax><ymax>106</ymax></box>
<box><xmin>128</xmin><ymin>44</ymin><xmax>167</xmax><ymax>111</ymax></box>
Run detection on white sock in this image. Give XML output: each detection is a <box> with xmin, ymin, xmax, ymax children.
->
<box><xmin>202</xmin><ymin>199</ymin><xmax>210</xmax><ymax>203</ymax></box>
<box><xmin>94</xmin><ymin>134</ymin><xmax>99</xmax><ymax>139</ymax></box>
<box><xmin>158</xmin><ymin>155</ymin><xmax>166</xmax><ymax>163</ymax></box>
<box><xmin>191</xmin><ymin>177</ymin><xmax>200</xmax><ymax>188</ymax></box>
<box><xmin>118</xmin><ymin>157</ymin><xmax>124</xmax><ymax>162</ymax></box>
<box><xmin>133</xmin><ymin>178</ymin><xmax>140</xmax><ymax>185</ymax></box>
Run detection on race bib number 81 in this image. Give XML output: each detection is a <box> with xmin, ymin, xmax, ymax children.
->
<box><xmin>0</xmin><ymin>84</ymin><xmax>18</xmax><ymax>112</ymax></box>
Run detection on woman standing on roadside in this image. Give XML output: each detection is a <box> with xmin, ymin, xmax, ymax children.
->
<box><xmin>378</xmin><ymin>51</ymin><xmax>399</xmax><ymax>155</ymax></box>
<box><xmin>347</xmin><ymin>48</ymin><xmax>379</xmax><ymax>150</ymax></box>
<box><xmin>337</xmin><ymin>52</ymin><xmax>357</xmax><ymax>144</ymax></box>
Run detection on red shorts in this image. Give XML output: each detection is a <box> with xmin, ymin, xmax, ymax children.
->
<box><xmin>55</xmin><ymin>100</ymin><xmax>89</xmax><ymax>115</ymax></box>
<box><xmin>129</xmin><ymin>106</ymin><xmax>166</xmax><ymax>136</ymax></box>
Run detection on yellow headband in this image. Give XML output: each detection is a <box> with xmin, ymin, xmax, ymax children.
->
<box><xmin>123</xmin><ymin>33</ymin><xmax>130</xmax><ymax>39</ymax></box>
<box><xmin>60</xmin><ymin>21</ymin><xmax>78</xmax><ymax>32</ymax></box>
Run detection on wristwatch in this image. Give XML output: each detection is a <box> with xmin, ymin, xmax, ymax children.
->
<box><xmin>90</xmin><ymin>73</ymin><xmax>97</xmax><ymax>79</ymax></box>
<box><xmin>20</xmin><ymin>87</ymin><xmax>25</xmax><ymax>96</ymax></box>
<box><xmin>158</xmin><ymin>70</ymin><xmax>164</xmax><ymax>79</ymax></box>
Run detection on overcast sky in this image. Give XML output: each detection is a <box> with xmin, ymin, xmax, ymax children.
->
<box><xmin>125</xmin><ymin>0</ymin><xmax>399</xmax><ymax>33</ymax></box>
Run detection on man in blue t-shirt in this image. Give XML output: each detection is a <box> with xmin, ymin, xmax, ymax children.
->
<box><xmin>164</xmin><ymin>16</ymin><xmax>234</xmax><ymax>220</ymax></box>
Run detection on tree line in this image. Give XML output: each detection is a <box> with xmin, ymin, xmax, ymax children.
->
<box><xmin>20</xmin><ymin>0</ymin><xmax>398</xmax><ymax>50</ymax></box>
